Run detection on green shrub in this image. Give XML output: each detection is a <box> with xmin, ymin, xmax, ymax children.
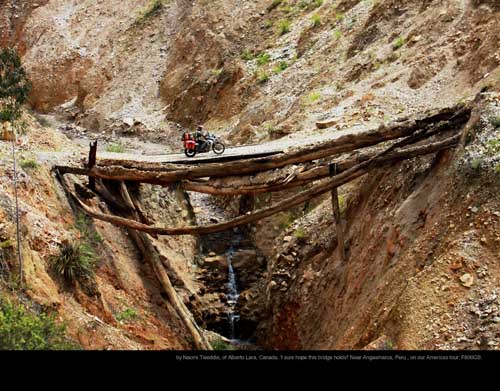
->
<box><xmin>256</xmin><ymin>52</ymin><xmax>271</xmax><ymax>66</ymax></box>
<box><xmin>312</xmin><ymin>0</ymin><xmax>324</xmax><ymax>8</ymax></box>
<box><xmin>50</xmin><ymin>241</ymin><xmax>96</xmax><ymax>285</ymax></box>
<box><xmin>278</xmin><ymin>19</ymin><xmax>291</xmax><ymax>35</ymax></box>
<box><xmin>392</xmin><ymin>36</ymin><xmax>405</xmax><ymax>50</ymax></box>
<box><xmin>211</xmin><ymin>338</ymin><xmax>236</xmax><ymax>350</ymax></box>
<box><xmin>489</xmin><ymin>116</ymin><xmax>500</xmax><ymax>128</ymax></box>
<box><xmin>75</xmin><ymin>212</ymin><xmax>103</xmax><ymax>245</ymax></box>
<box><xmin>293</xmin><ymin>228</ymin><xmax>306</xmax><ymax>242</ymax></box>
<box><xmin>20</xmin><ymin>158</ymin><xmax>39</xmax><ymax>170</ymax></box>
<box><xmin>241</xmin><ymin>50</ymin><xmax>255</xmax><ymax>61</ymax></box>
<box><xmin>264</xmin><ymin>123</ymin><xmax>278</xmax><ymax>135</ymax></box>
<box><xmin>335</xmin><ymin>13</ymin><xmax>344</xmax><ymax>21</ymax></box>
<box><xmin>334</xmin><ymin>30</ymin><xmax>342</xmax><ymax>39</ymax></box>
<box><xmin>311</xmin><ymin>14</ymin><xmax>321</xmax><ymax>27</ymax></box>
<box><xmin>486</xmin><ymin>139</ymin><xmax>500</xmax><ymax>156</ymax></box>
<box><xmin>470</xmin><ymin>158</ymin><xmax>483</xmax><ymax>171</ymax></box>
<box><xmin>306</xmin><ymin>91</ymin><xmax>321</xmax><ymax>103</ymax></box>
<box><xmin>0</xmin><ymin>240</ymin><xmax>13</xmax><ymax>249</ymax></box>
<box><xmin>256</xmin><ymin>71</ymin><xmax>270</xmax><ymax>84</ymax></box>
<box><xmin>0</xmin><ymin>295</ymin><xmax>79</xmax><ymax>350</ymax></box>
<box><xmin>0</xmin><ymin>48</ymin><xmax>32</xmax><ymax>123</ymax></box>
<box><xmin>106</xmin><ymin>143</ymin><xmax>125</xmax><ymax>153</ymax></box>
<box><xmin>115</xmin><ymin>308</ymin><xmax>139</xmax><ymax>323</ymax></box>
<box><xmin>136</xmin><ymin>0</ymin><xmax>166</xmax><ymax>23</ymax></box>
<box><xmin>273</xmin><ymin>61</ymin><xmax>289</xmax><ymax>73</ymax></box>
<box><xmin>280</xmin><ymin>211</ymin><xmax>297</xmax><ymax>230</ymax></box>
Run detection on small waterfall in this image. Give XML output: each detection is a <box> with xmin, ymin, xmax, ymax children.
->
<box><xmin>226</xmin><ymin>242</ymin><xmax>240</xmax><ymax>340</ymax></box>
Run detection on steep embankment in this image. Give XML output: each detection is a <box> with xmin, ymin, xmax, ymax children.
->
<box><xmin>0</xmin><ymin>116</ymin><xmax>204</xmax><ymax>349</ymax></box>
<box><xmin>5</xmin><ymin>0</ymin><xmax>498</xmax><ymax>142</ymax></box>
<box><xmin>256</xmin><ymin>94</ymin><xmax>500</xmax><ymax>349</ymax></box>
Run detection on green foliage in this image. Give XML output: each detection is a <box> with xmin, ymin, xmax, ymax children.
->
<box><xmin>338</xmin><ymin>194</ymin><xmax>347</xmax><ymax>214</ymax></box>
<box><xmin>293</xmin><ymin>228</ymin><xmax>306</xmax><ymax>242</ymax></box>
<box><xmin>280</xmin><ymin>211</ymin><xmax>297</xmax><ymax>230</ymax></box>
<box><xmin>273</xmin><ymin>61</ymin><xmax>289</xmax><ymax>74</ymax></box>
<box><xmin>106</xmin><ymin>143</ymin><xmax>125</xmax><ymax>153</ymax></box>
<box><xmin>486</xmin><ymin>139</ymin><xmax>500</xmax><ymax>157</ymax></box>
<box><xmin>241</xmin><ymin>50</ymin><xmax>255</xmax><ymax>61</ymax></box>
<box><xmin>489</xmin><ymin>116</ymin><xmax>500</xmax><ymax>128</ymax></box>
<box><xmin>311</xmin><ymin>14</ymin><xmax>321</xmax><ymax>27</ymax></box>
<box><xmin>136</xmin><ymin>0</ymin><xmax>167</xmax><ymax>24</ymax></box>
<box><xmin>115</xmin><ymin>308</ymin><xmax>139</xmax><ymax>323</ymax></box>
<box><xmin>269</xmin><ymin>0</ymin><xmax>284</xmax><ymax>11</ymax></box>
<box><xmin>211</xmin><ymin>68</ymin><xmax>224</xmax><ymax>77</ymax></box>
<box><xmin>470</xmin><ymin>158</ymin><xmax>483</xmax><ymax>171</ymax></box>
<box><xmin>0</xmin><ymin>240</ymin><xmax>13</xmax><ymax>249</ymax></box>
<box><xmin>335</xmin><ymin>13</ymin><xmax>345</xmax><ymax>21</ymax></box>
<box><xmin>264</xmin><ymin>123</ymin><xmax>278</xmax><ymax>135</ymax></box>
<box><xmin>0</xmin><ymin>47</ymin><xmax>32</xmax><ymax>123</ymax></box>
<box><xmin>392</xmin><ymin>36</ymin><xmax>405</xmax><ymax>50</ymax></box>
<box><xmin>75</xmin><ymin>212</ymin><xmax>103</xmax><ymax>245</ymax></box>
<box><xmin>211</xmin><ymin>338</ymin><xmax>236</xmax><ymax>350</ymax></box>
<box><xmin>306</xmin><ymin>91</ymin><xmax>321</xmax><ymax>103</ymax></box>
<box><xmin>0</xmin><ymin>295</ymin><xmax>79</xmax><ymax>350</ymax></box>
<box><xmin>299</xmin><ymin>0</ymin><xmax>323</xmax><ymax>9</ymax></box>
<box><xmin>278</xmin><ymin>19</ymin><xmax>291</xmax><ymax>35</ymax></box>
<box><xmin>334</xmin><ymin>29</ymin><xmax>342</xmax><ymax>39</ymax></box>
<box><xmin>256</xmin><ymin>70</ymin><xmax>270</xmax><ymax>84</ymax></box>
<box><xmin>50</xmin><ymin>241</ymin><xmax>96</xmax><ymax>285</ymax></box>
<box><xmin>20</xmin><ymin>158</ymin><xmax>39</xmax><ymax>171</ymax></box>
<box><xmin>256</xmin><ymin>52</ymin><xmax>271</xmax><ymax>66</ymax></box>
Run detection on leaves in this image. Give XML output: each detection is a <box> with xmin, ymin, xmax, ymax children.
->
<box><xmin>0</xmin><ymin>47</ymin><xmax>31</xmax><ymax>123</ymax></box>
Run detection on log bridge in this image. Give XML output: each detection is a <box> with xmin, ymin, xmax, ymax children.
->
<box><xmin>53</xmin><ymin>102</ymin><xmax>472</xmax><ymax>349</ymax></box>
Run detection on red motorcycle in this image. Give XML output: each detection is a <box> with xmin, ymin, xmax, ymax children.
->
<box><xmin>182</xmin><ymin>132</ymin><xmax>225</xmax><ymax>157</ymax></box>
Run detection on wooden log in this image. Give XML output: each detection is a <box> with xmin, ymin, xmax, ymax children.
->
<box><xmin>329</xmin><ymin>164</ymin><xmax>346</xmax><ymax>262</ymax></box>
<box><xmin>56</xmin><ymin>104</ymin><xmax>470</xmax><ymax>184</ymax></box>
<box><xmin>57</xmin><ymin>134</ymin><xmax>460</xmax><ymax>235</ymax></box>
<box><xmin>316</xmin><ymin>119</ymin><xmax>337</xmax><ymax>129</ymax></box>
<box><xmin>117</xmin><ymin>183</ymin><xmax>210</xmax><ymax>350</ymax></box>
<box><xmin>87</xmin><ymin>141</ymin><xmax>97</xmax><ymax>191</ymax></box>
<box><xmin>179</xmin><ymin>134</ymin><xmax>460</xmax><ymax>195</ymax></box>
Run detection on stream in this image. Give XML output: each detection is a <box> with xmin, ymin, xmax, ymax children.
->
<box><xmin>188</xmin><ymin>191</ymin><xmax>260</xmax><ymax>347</ymax></box>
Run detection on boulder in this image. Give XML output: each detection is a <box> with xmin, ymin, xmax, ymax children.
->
<box><xmin>231</xmin><ymin>249</ymin><xmax>258</xmax><ymax>270</ymax></box>
<box><xmin>203</xmin><ymin>255</ymin><xmax>228</xmax><ymax>271</ymax></box>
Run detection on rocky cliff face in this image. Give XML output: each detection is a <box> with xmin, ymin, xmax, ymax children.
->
<box><xmin>4</xmin><ymin>0</ymin><xmax>497</xmax><ymax>139</ymax></box>
<box><xmin>0</xmin><ymin>0</ymin><xmax>499</xmax><ymax>349</ymax></box>
<box><xmin>256</xmin><ymin>95</ymin><xmax>500</xmax><ymax>349</ymax></box>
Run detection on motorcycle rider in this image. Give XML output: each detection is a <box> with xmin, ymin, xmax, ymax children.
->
<box><xmin>194</xmin><ymin>125</ymin><xmax>208</xmax><ymax>151</ymax></box>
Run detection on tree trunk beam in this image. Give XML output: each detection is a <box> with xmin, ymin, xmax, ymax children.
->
<box><xmin>179</xmin><ymin>134</ymin><xmax>460</xmax><ymax>195</ymax></box>
<box><xmin>57</xmin><ymin>105</ymin><xmax>470</xmax><ymax>184</ymax></box>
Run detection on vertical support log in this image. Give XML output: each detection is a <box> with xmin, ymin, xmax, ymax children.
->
<box><xmin>329</xmin><ymin>164</ymin><xmax>346</xmax><ymax>262</ymax></box>
<box><xmin>88</xmin><ymin>140</ymin><xmax>97</xmax><ymax>191</ymax></box>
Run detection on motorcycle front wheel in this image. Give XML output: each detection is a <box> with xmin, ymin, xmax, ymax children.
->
<box><xmin>185</xmin><ymin>148</ymin><xmax>196</xmax><ymax>157</ymax></box>
<box><xmin>212</xmin><ymin>142</ymin><xmax>225</xmax><ymax>155</ymax></box>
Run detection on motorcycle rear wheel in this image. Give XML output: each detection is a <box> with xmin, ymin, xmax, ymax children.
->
<box><xmin>185</xmin><ymin>148</ymin><xmax>196</xmax><ymax>157</ymax></box>
<box><xmin>212</xmin><ymin>142</ymin><xmax>225</xmax><ymax>155</ymax></box>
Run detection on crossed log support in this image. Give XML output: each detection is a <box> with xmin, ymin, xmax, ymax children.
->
<box><xmin>329</xmin><ymin>163</ymin><xmax>346</xmax><ymax>262</ymax></box>
<box><xmin>54</xmin><ymin>102</ymin><xmax>472</xmax><ymax>349</ymax></box>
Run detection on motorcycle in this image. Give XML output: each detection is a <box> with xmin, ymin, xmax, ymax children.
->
<box><xmin>183</xmin><ymin>132</ymin><xmax>225</xmax><ymax>157</ymax></box>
